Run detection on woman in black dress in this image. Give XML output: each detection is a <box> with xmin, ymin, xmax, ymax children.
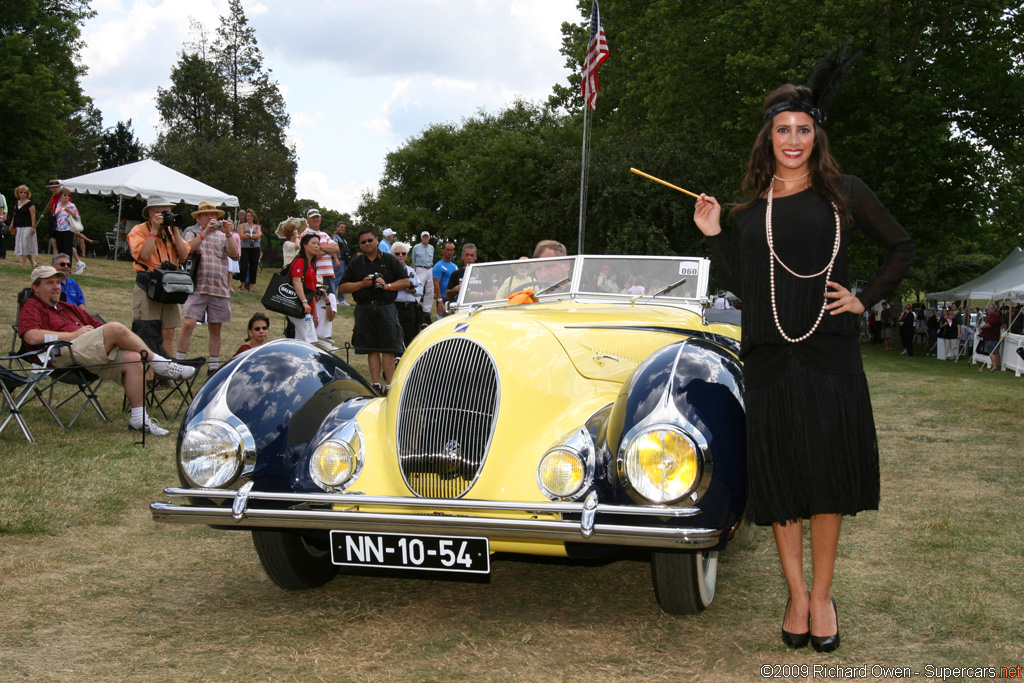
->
<box><xmin>693</xmin><ymin>83</ymin><xmax>914</xmax><ymax>652</ymax></box>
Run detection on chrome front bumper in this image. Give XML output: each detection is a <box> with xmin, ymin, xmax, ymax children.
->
<box><xmin>150</xmin><ymin>485</ymin><xmax>723</xmax><ymax>550</ymax></box>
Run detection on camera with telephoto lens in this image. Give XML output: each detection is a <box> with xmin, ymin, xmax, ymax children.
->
<box><xmin>160</xmin><ymin>211</ymin><xmax>185</xmax><ymax>228</ymax></box>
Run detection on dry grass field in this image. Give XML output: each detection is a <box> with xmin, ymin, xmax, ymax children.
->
<box><xmin>1</xmin><ymin>258</ymin><xmax>1022</xmax><ymax>682</ymax></box>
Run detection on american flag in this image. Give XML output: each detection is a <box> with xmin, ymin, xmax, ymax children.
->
<box><xmin>581</xmin><ymin>0</ymin><xmax>609</xmax><ymax>110</ymax></box>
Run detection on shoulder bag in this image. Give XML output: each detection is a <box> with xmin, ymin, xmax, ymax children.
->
<box><xmin>67</xmin><ymin>214</ymin><xmax>84</xmax><ymax>233</ymax></box>
<box><xmin>262</xmin><ymin>258</ymin><xmax>314</xmax><ymax>318</ymax></box>
<box><xmin>147</xmin><ymin>264</ymin><xmax>194</xmax><ymax>304</ymax></box>
<box><xmin>134</xmin><ymin>235</ymin><xmax>194</xmax><ymax>304</ymax></box>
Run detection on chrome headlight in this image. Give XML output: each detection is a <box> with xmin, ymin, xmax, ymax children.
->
<box><xmin>179</xmin><ymin>420</ymin><xmax>245</xmax><ymax>488</ymax></box>
<box><xmin>310</xmin><ymin>422</ymin><xmax>363</xmax><ymax>491</ymax></box>
<box><xmin>537</xmin><ymin>427</ymin><xmax>595</xmax><ymax>501</ymax></box>
<box><xmin>538</xmin><ymin>449</ymin><xmax>586</xmax><ymax>499</ymax></box>
<box><xmin>619</xmin><ymin>426</ymin><xmax>702</xmax><ymax>504</ymax></box>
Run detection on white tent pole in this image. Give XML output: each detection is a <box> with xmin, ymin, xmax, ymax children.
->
<box><xmin>115</xmin><ymin>196</ymin><xmax>124</xmax><ymax>260</ymax></box>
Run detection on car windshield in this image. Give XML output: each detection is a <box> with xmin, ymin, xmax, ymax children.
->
<box><xmin>458</xmin><ymin>255</ymin><xmax>710</xmax><ymax>307</ymax></box>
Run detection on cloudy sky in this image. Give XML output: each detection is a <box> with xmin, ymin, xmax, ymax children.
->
<box><xmin>79</xmin><ymin>0</ymin><xmax>584</xmax><ymax>216</ymax></box>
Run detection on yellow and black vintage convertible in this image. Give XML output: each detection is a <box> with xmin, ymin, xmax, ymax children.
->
<box><xmin>151</xmin><ymin>254</ymin><xmax>746</xmax><ymax>614</ymax></box>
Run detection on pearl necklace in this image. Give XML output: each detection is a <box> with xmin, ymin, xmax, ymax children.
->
<box><xmin>766</xmin><ymin>180</ymin><xmax>842</xmax><ymax>343</ymax></box>
<box><xmin>772</xmin><ymin>171</ymin><xmax>810</xmax><ymax>182</ymax></box>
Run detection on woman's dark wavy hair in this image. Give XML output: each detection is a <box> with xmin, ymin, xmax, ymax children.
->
<box><xmin>737</xmin><ymin>84</ymin><xmax>849</xmax><ymax>226</ymax></box>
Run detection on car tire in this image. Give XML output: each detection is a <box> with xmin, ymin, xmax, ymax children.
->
<box><xmin>650</xmin><ymin>549</ymin><xmax>718</xmax><ymax>615</ymax></box>
<box><xmin>251</xmin><ymin>530</ymin><xmax>339</xmax><ymax>590</ymax></box>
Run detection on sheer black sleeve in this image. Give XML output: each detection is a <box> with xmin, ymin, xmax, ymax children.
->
<box><xmin>845</xmin><ymin>175</ymin><xmax>915</xmax><ymax>308</ymax></box>
<box><xmin>705</xmin><ymin>216</ymin><xmax>745</xmax><ymax>299</ymax></box>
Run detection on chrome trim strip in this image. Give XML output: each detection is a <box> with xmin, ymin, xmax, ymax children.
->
<box><xmin>150</xmin><ymin>501</ymin><xmax>720</xmax><ymax>550</ymax></box>
<box><xmin>158</xmin><ymin>488</ymin><xmax>701</xmax><ymax>517</ymax></box>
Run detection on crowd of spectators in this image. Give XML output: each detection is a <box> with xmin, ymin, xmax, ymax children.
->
<box><xmin>862</xmin><ymin>300</ymin><xmax>1022</xmax><ymax>370</ymax></box>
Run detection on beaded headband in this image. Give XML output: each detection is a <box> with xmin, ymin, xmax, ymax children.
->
<box><xmin>762</xmin><ymin>100</ymin><xmax>823</xmax><ymax>126</ymax></box>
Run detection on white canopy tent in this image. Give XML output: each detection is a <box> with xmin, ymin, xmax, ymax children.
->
<box><xmin>60</xmin><ymin>159</ymin><xmax>238</xmax><ymax>207</ymax></box>
<box><xmin>928</xmin><ymin>247</ymin><xmax>1024</xmax><ymax>376</ymax></box>
<box><xmin>60</xmin><ymin>159</ymin><xmax>239</xmax><ymax>226</ymax></box>
<box><xmin>927</xmin><ymin>247</ymin><xmax>1024</xmax><ymax>302</ymax></box>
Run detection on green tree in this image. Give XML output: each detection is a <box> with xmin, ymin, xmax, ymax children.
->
<box><xmin>211</xmin><ymin>0</ymin><xmax>296</xmax><ymax>221</ymax></box>
<box><xmin>359</xmin><ymin>101</ymin><xmax>581</xmax><ymax>261</ymax></box>
<box><xmin>151</xmin><ymin>6</ymin><xmax>296</xmax><ymax>224</ymax></box>
<box><xmin>99</xmin><ymin>120</ymin><xmax>145</xmax><ymax>170</ymax></box>
<box><xmin>0</xmin><ymin>0</ymin><xmax>97</xmax><ymax>196</ymax></box>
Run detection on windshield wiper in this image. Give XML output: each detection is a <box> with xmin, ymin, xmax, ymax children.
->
<box><xmin>631</xmin><ymin>276</ymin><xmax>687</xmax><ymax>304</ymax></box>
<box><xmin>537</xmin><ymin>277</ymin><xmax>570</xmax><ymax>296</ymax></box>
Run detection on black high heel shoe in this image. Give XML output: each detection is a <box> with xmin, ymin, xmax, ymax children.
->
<box><xmin>810</xmin><ymin>597</ymin><xmax>840</xmax><ymax>653</ymax></box>
<box><xmin>781</xmin><ymin>595</ymin><xmax>810</xmax><ymax>649</ymax></box>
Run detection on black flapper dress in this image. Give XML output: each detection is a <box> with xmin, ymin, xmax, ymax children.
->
<box><xmin>707</xmin><ymin>175</ymin><xmax>914</xmax><ymax>525</ymax></box>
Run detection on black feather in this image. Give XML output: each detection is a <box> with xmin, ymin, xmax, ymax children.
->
<box><xmin>806</xmin><ymin>40</ymin><xmax>862</xmax><ymax>121</ymax></box>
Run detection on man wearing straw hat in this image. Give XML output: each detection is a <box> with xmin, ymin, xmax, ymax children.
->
<box><xmin>175</xmin><ymin>201</ymin><xmax>238</xmax><ymax>376</ymax></box>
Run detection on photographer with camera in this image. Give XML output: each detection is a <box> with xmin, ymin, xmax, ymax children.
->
<box><xmin>128</xmin><ymin>196</ymin><xmax>191</xmax><ymax>352</ymax></box>
<box><xmin>338</xmin><ymin>228</ymin><xmax>409</xmax><ymax>393</ymax></box>
<box><xmin>174</xmin><ymin>201</ymin><xmax>238</xmax><ymax>376</ymax></box>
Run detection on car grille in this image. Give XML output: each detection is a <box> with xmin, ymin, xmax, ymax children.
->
<box><xmin>396</xmin><ymin>337</ymin><xmax>499</xmax><ymax>498</ymax></box>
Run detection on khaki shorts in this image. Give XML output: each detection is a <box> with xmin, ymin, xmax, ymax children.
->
<box><xmin>183</xmin><ymin>293</ymin><xmax>232</xmax><ymax>324</ymax></box>
<box><xmin>52</xmin><ymin>326</ymin><xmax>133</xmax><ymax>382</ymax></box>
<box><xmin>132</xmin><ymin>284</ymin><xmax>183</xmax><ymax>329</ymax></box>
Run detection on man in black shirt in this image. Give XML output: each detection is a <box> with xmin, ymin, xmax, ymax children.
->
<box><xmin>339</xmin><ymin>228</ymin><xmax>410</xmax><ymax>393</ymax></box>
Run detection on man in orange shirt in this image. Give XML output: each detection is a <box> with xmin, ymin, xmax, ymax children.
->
<box><xmin>127</xmin><ymin>196</ymin><xmax>191</xmax><ymax>351</ymax></box>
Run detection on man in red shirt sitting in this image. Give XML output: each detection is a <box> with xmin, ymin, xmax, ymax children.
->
<box><xmin>18</xmin><ymin>265</ymin><xmax>195</xmax><ymax>435</ymax></box>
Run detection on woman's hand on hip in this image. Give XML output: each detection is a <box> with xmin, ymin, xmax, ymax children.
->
<box><xmin>825</xmin><ymin>281</ymin><xmax>865</xmax><ymax>315</ymax></box>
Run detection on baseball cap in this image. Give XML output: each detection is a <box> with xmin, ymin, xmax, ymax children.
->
<box><xmin>31</xmin><ymin>265</ymin><xmax>59</xmax><ymax>283</ymax></box>
<box><xmin>420</xmin><ymin>231</ymin><xmax>430</xmax><ymax>237</ymax></box>
<box><xmin>306</xmin><ymin>208</ymin><xmax>321</xmax><ymax>218</ymax></box>
<box><xmin>382</xmin><ymin>228</ymin><xmax>396</xmax><ymax>237</ymax></box>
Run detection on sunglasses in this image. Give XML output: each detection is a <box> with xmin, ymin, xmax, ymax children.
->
<box><xmin>251</xmin><ymin>326</ymin><xmax>268</xmax><ymax>332</ymax></box>
<box><xmin>57</xmin><ymin>262</ymin><xmax>71</xmax><ymax>267</ymax></box>
<box><xmin>393</xmin><ymin>252</ymin><xmax>407</xmax><ymax>256</ymax></box>
<box><xmin>359</xmin><ymin>238</ymin><xmax>375</xmax><ymax>244</ymax></box>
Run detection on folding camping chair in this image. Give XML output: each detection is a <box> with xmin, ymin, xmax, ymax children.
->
<box><xmin>0</xmin><ymin>350</ymin><xmax>59</xmax><ymax>442</ymax></box>
<box><xmin>6</xmin><ymin>340</ymin><xmax>110</xmax><ymax>429</ymax></box>
<box><xmin>11</xmin><ymin>291</ymin><xmax>110</xmax><ymax>429</ymax></box>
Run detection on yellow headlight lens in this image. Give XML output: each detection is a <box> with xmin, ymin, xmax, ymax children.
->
<box><xmin>311</xmin><ymin>440</ymin><xmax>355</xmax><ymax>488</ymax></box>
<box><xmin>623</xmin><ymin>428</ymin><xmax>699</xmax><ymax>503</ymax></box>
<box><xmin>538</xmin><ymin>449</ymin><xmax>585</xmax><ymax>498</ymax></box>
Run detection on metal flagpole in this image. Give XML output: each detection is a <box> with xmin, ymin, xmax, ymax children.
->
<box><xmin>577</xmin><ymin>104</ymin><xmax>590</xmax><ymax>255</ymax></box>
<box><xmin>577</xmin><ymin>0</ymin><xmax>608</xmax><ymax>256</ymax></box>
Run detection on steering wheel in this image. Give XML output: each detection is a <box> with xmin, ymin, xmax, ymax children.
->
<box><xmin>510</xmin><ymin>280</ymin><xmax>553</xmax><ymax>294</ymax></box>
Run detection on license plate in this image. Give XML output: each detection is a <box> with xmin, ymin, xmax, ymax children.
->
<box><xmin>329</xmin><ymin>531</ymin><xmax>490</xmax><ymax>574</ymax></box>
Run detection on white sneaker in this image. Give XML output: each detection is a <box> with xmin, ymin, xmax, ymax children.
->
<box><xmin>129</xmin><ymin>415</ymin><xmax>169</xmax><ymax>436</ymax></box>
<box><xmin>75</xmin><ymin>261</ymin><xmax>86</xmax><ymax>274</ymax></box>
<box><xmin>153</xmin><ymin>360</ymin><xmax>196</xmax><ymax>380</ymax></box>
<box><xmin>339</xmin><ymin>300</ymin><xmax>350</xmax><ymax>306</ymax></box>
